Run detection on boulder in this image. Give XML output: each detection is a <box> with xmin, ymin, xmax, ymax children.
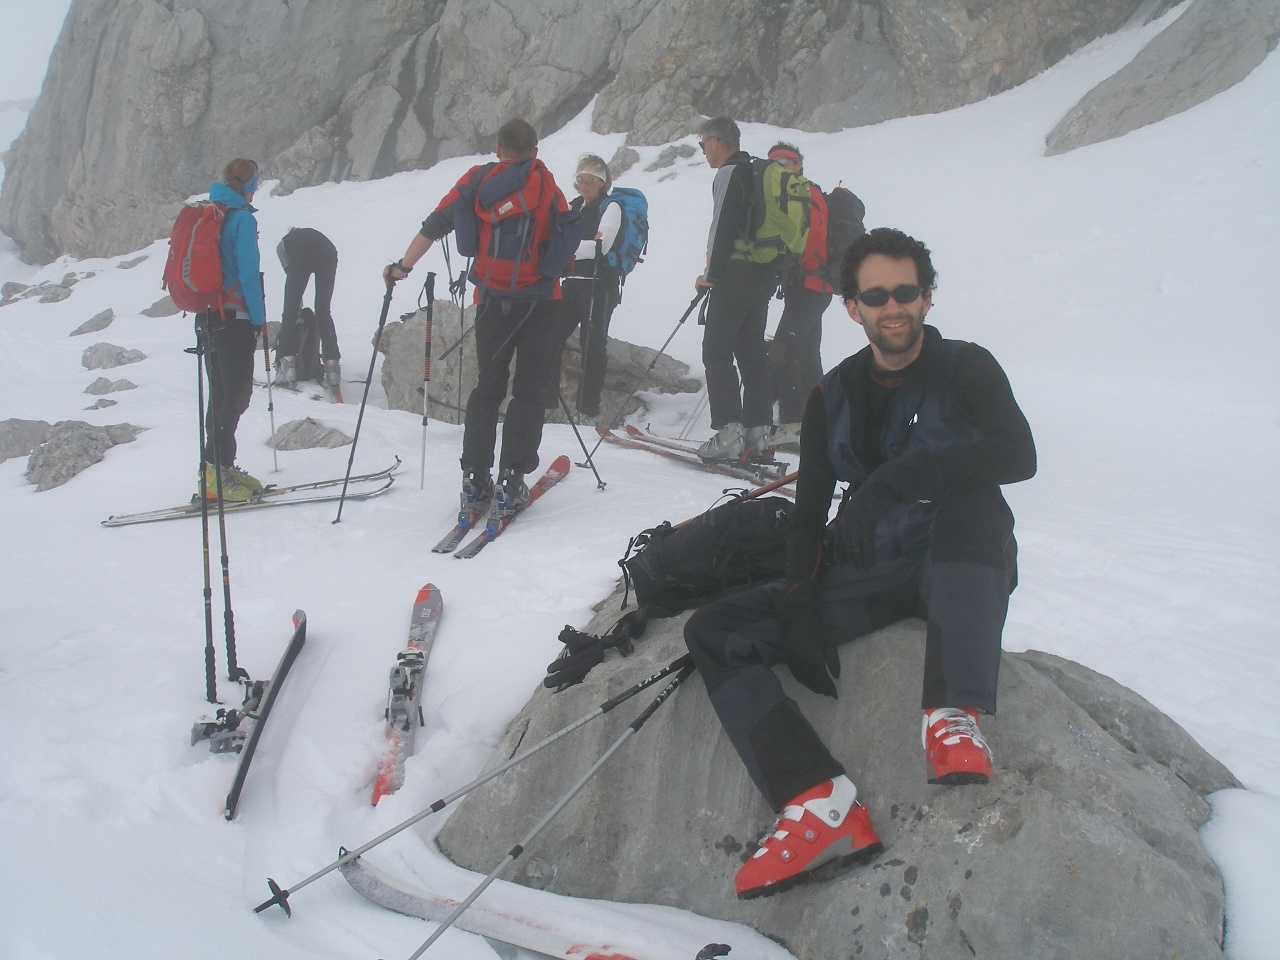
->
<box><xmin>81</xmin><ymin>343</ymin><xmax>146</xmax><ymax>370</ymax></box>
<box><xmin>268</xmin><ymin>416</ymin><xmax>352</xmax><ymax>450</ymax></box>
<box><xmin>435</xmin><ymin>587</ymin><xmax>1237</xmax><ymax>960</ymax></box>
<box><xmin>376</xmin><ymin>302</ymin><xmax>700</xmax><ymax>426</ymax></box>
<box><xmin>25</xmin><ymin>420</ymin><xmax>146</xmax><ymax>490</ymax></box>
<box><xmin>1046</xmin><ymin>0</ymin><xmax>1280</xmax><ymax>155</ymax></box>
<box><xmin>84</xmin><ymin>376</ymin><xmax>136</xmax><ymax>395</ymax></box>
<box><xmin>141</xmin><ymin>295</ymin><xmax>180</xmax><ymax>318</ymax></box>
<box><xmin>38</xmin><ymin>284</ymin><xmax>72</xmax><ymax>303</ymax></box>
<box><xmin>70</xmin><ymin>308</ymin><xmax>115</xmax><ymax>335</ymax></box>
<box><xmin>85</xmin><ymin>399</ymin><xmax>118</xmax><ymax>409</ymax></box>
<box><xmin>0</xmin><ymin>418</ymin><xmax>52</xmax><ymax>463</ymax></box>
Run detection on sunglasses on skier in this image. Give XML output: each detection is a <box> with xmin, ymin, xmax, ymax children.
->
<box><xmin>574</xmin><ymin>174</ymin><xmax>603</xmax><ymax>187</ymax></box>
<box><xmin>698</xmin><ymin>137</ymin><xmax>719</xmax><ymax>152</ymax></box>
<box><xmin>851</xmin><ymin>285</ymin><xmax>924</xmax><ymax>307</ymax></box>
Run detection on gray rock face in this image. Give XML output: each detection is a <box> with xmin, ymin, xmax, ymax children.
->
<box><xmin>0</xmin><ymin>418</ymin><xmax>52</xmax><ymax>463</ymax></box>
<box><xmin>377</xmin><ymin>302</ymin><xmax>699</xmax><ymax>426</ymax></box>
<box><xmin>141</xmin><ymin>295</ymin><xmax>180</xmax><ymax>318</ymax></box>
<box><xmin>268</xmin><ymin>417</ymin><xmax>352</xmax><ymax>450</ymax></box>
<box><xmin>25</xmin><ymin>420</ymin><xmax>146</xmax><ymax>490</ymax></box>
<box><xmin>82</xmin><ymin>343</ymin><xmax>146</xmax><ymax>370</ymax></box>
<box><xmin>435</xmin><ymin>592</ymin><xmax>1236</xmax><ymax>959</ymax></box>
<box><xmin>84</xmin><ymin>377</ymin><xmax>137</xmax><ymax>395</ymax></box>
<box><xmin>3</xmin><ymin>0</ymin><xmax>1167</xmax><ymax>263</ymax></box>
<box><xmin>1047</xmin><ymin>0</ymin><xmax>1280</xmax><ymax>154</ymax></box>
<box><xmin>71</xmin><ymin>308</ymin><xmax>115</xmax><ymax>336</ymax></box>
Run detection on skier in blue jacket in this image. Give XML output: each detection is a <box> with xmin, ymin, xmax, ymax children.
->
<box><xmin>199</xmin><ymin>159</ymin><xmax>266</xmax><ymax>502</ymax></box>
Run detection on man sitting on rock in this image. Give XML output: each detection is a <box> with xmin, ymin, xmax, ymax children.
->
<box><xmin>684</xmin><ymin>227</ymin><xmax>1036</xmax><ymax>900</ymax></box>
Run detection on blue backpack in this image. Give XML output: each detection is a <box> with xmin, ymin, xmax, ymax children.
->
<box><xmin>601</xmin><ymin>187</ymin><xmax>648</xmax><ymax>278</ymax></box>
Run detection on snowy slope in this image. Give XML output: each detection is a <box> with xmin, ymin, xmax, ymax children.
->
<box><xmin>1</xmin><ymin>8</ymin><xmax>1278</xmax><ymax>960</ymax></box>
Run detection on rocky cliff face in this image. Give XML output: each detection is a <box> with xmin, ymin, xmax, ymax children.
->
<box><xmin>1</xmin><ymin>0</ymin><xmax>1158</xmax><ymax>263</ymax></box>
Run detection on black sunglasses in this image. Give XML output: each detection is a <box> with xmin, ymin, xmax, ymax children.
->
<box><xmin>852</xmin><ymin>285</ymin><xmax>923</xmax><ymax>307</ymax></box>
<box><xmin>698</xmin><ymin>137</ymin><xmax>718</xmax><ymax>153</ymax></box>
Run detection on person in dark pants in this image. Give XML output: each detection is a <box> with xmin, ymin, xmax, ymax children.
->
<box><xmin>767</xmin><ymin>143</ymin><xmax>833</xmax><ymax>442</ymax></box>
<box><xmin>274</xmin><ymin>227</ymin><xmax>341</xmax><ymax>392</ymax></box>
<box><xmin>543</xmin><ymin>154</ymin><xmax>621</xmax><ymax>421</ymax></box>
<box><xmin>684</xmin><ymin>227</ymin><xmax>1036</xmax><ymax>900</ymax></box>
<box><xmin>198</xmin><ymin>158</ymin><xmax>266</xmax><ymax>503</ymax></box>
<box><xmin>383</xmin><ymin>119</ymin><xmax>578</xmax><ymax>522</ymax></box>
<box><xmin>694</xmin><ymin>117</ymin><xmax>779</xmax><ymax>463</ymax></box>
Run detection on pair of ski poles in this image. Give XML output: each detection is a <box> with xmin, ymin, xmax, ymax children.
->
<box><xmin>255</xmin><ymin>654</ymin><xmax>695</xmax><ymax>954</ymax></box>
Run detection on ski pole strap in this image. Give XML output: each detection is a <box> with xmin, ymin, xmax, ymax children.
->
<box><xmin>697</xmin><ymin>288</ymin><xmax>711</xmax><ymax>325</ymax></box>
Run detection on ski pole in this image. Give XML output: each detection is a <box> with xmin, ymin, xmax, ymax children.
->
<box><xmin>576</xmin><ymin>239</ymin><xmax>603</xmax><ymax>414</ymax></box>
<box><xmin>260</xmin><ymin>274</ymin><xmax>279</xmax><ymax>473</ymax></box>
<box><xmin>418</xmin><ymin>272</ymin><xmax>436</xmax><ymax>489</ymax></box>
<box><xmin>334</xmin><ymin>278</ymin><xmax>396</xmax><ymax>524</ymax></box>
<box><xmin>401</xmin><ymin>663</ymin><xmax>695</xmax><ymax>958</ymax></box>
<box><xmin>585</xmin><ymin>286</ymin><xmax>708</xmax><ymax>460</ymax></box>
<box><xmin>187</xmin><ymin>320</ymin><xmax>218</xmax><ymax>704</ymax></box>
<box><xmin>557</xmin><ymin>384</ymin><xmax>606</xmax><ymax>490</ymax></box>
<box><xmin>253</xmin><ymin>654</ymin><xmax>692</xmax><ymax>917</ymax></box>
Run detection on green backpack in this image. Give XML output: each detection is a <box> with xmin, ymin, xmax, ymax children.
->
<box><xmin>734</xmin><ymin>158</ymin><xmax>812</xmax><ymax>265</ymax></box>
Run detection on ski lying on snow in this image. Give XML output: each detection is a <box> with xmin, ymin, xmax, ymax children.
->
<box><xmin>453</xmin><ymin>455</ymin><xmax>571</xmax><ymax>559</ymax></box>
<box><xmin>342</xmin><ymin>855</ymin><xmax>734</xmax><ymax>960</ymax></box>
<box><xmin>371</xmin><ymin>583</ymin><xmax>442</xmax><ymax>805</ymax></box>
<box><xmin>191</xmin><ymin>609</ymin><xmax>308</xmax><ymax>821</ymax></box>
<box><xmin>596</xmin><ymin>427</ymin><xmax>792</xmax><ymax>488</ymax></box>
<box><xmin>102</xmin><ymin>459</ymin><xmax>400</xmax><ymax>526</ymax></box>
<box><xmin>626</xmin><ymin>425</ymin><xmax>793</xmax><ymax>478</ymax></box>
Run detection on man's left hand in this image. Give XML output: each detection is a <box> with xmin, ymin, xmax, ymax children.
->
<box><xmin>835</xmin><ymin>450</ymin><xmax>944</xmax><ymax>569</ymax></box>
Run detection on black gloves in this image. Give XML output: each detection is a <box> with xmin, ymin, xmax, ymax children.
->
<box><xmin>834</xmin><ymin>450</ymin><xmax>943</xmax><ymax>569</ymax></box>
<box><xmin>543</xmin><ymin>623</ymin><xmax>635</xmax><ymax>690</ymax></box>
<box><xmin>777</xmin><ymin>579</ymin><xmax>839</xmax><ymax>698</ymax></box>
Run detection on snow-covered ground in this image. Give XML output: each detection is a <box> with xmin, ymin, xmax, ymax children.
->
<box><xmin>1</xmin><ymin>7</ymin><xmax>1277</xmax><ymax>959</ymax></box>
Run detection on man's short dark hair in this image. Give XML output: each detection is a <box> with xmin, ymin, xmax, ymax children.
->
<box><xmin>841</xmin><ymin>228</ymin><xmax>937</xmax><ymax>300</ymax></box>
<box><xmin>699</xmin><ymin>116</ymin><xmax>740</xmax><ymax>152</ymax></box>
<box><xmin>496</xmin><ymin>118</ymin><xmax>538</xmax><ymax>158</ymax></box>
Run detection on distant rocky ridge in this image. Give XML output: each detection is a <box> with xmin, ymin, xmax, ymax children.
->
<box><xmin>1</xmin><ymin>0</ymin><xmax>1273</xmax><ymax>264</ymax></box>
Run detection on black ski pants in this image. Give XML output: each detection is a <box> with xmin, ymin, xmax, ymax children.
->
<box><xmin>461</xmin><ymin>296</ymin><xmax>558</xmax><ymax>476</ymax></box>
<box><xmin>771</xmin><ymin>283</ymin><xmax>831</xmax><ymax>424</ymax></box>
<box><xmin>544</xmin><ymin>271</ymin><xmax>620</xmax><ymax>417</ymax></box>
<box><xmin>702</xmin><ymin>261</ymin><xmax>778</xmax><ymax>430</ymax></box>
<box><xmin>277</xmin><ymin>230</ymin><xmax>339</xmax><ymax>361</ymax></box>
<box><xmin>684</xmin><ymin>486</ymin><xmax>1017</xmax><ymax>810</ymax></box>
<box><xmin>200</xmin><ymin>311</ymin><xmax>258</xmax><ymax>467</ymax></box>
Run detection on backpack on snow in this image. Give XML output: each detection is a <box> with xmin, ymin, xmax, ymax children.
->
<box><xmin>735</xmin><ymin>158</ymin><xmax>812</xmax><ymax>267</ymax></box>
<box><xmin>162</xmin><ymin>201</ymin><xmax>228</xmax><ymax>315</ymax></box>
<box><xmin>294</xmin><ymin>307</ymin><xmax>323</xmax><ymax>382</ymax></box>
<box><xmin>619</xmin><ymin>495</ymin><xmax>793</xmax><ymax>618</ymax></box>
<box><xmin>820</xmin><ymin>186</ymin><xmax>866</xmax><ymax>288</ymax></box>
<box><xmin>601</xmin><ymin>187</ymin><xmax>648</xmax><ymax>277</ymax></box>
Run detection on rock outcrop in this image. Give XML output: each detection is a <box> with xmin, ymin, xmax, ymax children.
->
<box><xmin>3</xmin><ymin>0</ymin><xmax>1168</xmax><ymax>263</ymax></box>
<box><xmin>25</xmin><ymin>420</ymin><xmax>146</xmax><ymax>490</ymax></box>
<box><xmin>377</xmin><ymin>302</ymin><xmax>700</xmax><ymax>426</ymax></box>
<box><xmin>1047</xmin><ymin>0</ymin><xmax>1280</xmax><ymax>154</ymax></box>
<box><xmin>435</xmin><ymin>588</ymin><xmax>1238</xmax><ymax>959</ymax></box>
<box><xmin>268</xmin><ymin>417</ymin><xmax>351</xmax><ymax>450</ymax></box>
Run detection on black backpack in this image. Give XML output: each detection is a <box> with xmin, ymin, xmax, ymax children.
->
<box><xmin>620</xmin><ymin>495</ymin><xmax>793</xmax><ymax>618</ymax></box>
<box><xmin>822</xmin><ymin>186</ymin><xmax>866</xmax><ymax>288</ymax></box>
<box><xmin>295</xmin><ymin>307</ymin><xmax>323</xmax><ymax>382</ymax></box>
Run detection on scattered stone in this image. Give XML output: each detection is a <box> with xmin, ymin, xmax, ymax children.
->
<box><xmin>85</xmin><ymin>399</ymin><xmax>118</xmax><ymax>409</ymax></box>
<box><xmin>644</xmin><ymin>143</ymin><xmax>697</xmax><ymax>172</ymax></box>
<box><xmin>2</xmin><ymin>281</ymin><xmax>29</xmax><ymax>300</ymax></box>
<box><xmin>141</xmin><ymin>295</ymin><xmax>180</xmax><ymax>318</ymax></box>
<box><xmin>25</xmin><ymin>420</ymin><xmax>146</xmax><ymax>490</ymax></box>
<box><xmin>38</xmin><ymin>284</ymin><xmax>73</xmax><ymax>303</ymax></box>
<box><xmin>71</xmin><ymin>309</ymin><xmax>115</xmax><ymax>336</ymax></box>
<box><xmin>61</xmin><ymin>272</ymin><xmax>79</xmax><ymax>287</ymax></box>
<box><xmin>82</xmin><ymin>343</ymin><xmax>147</xmax><ymax>370</ymax></box>
<box><xmin>608</xmin><ymin>146</ymin><xmax>640</xmax><ymax>181</ymax></box>
<box><xmin>0</xmin><ymin>418</ymin><xmax>52</xmax><ymax>463</ymax></box>
<box><xmin>437</xmin><ymin>589</ymin><xmax>1237</xmax><ymax>960</ymax></box>
<box><xmin>117</xmin><ymin>255</ymin><xmax>147</xmax><ymax>269</ymax></box>
<box><xmin>269</xmin><ymin>417</ymin><xmax>351</xmax><ymax>450</ymax></box>
<box><xmin>377</xmin><ymin>302</ymin><xmax>699</xmax><ymax>427</ymax></box>
<box><xmin>84</xmin><ymin>377</ymin><xmax>137</xmax><ymax>395</ymax></box>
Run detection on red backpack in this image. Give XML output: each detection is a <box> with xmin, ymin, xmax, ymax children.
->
<box><xmin>162</xmin><ymin>201</ymin><xmax>226</xmax><ymax>314</ymax></box>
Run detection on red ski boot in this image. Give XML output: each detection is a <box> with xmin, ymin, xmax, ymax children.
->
<box><xmin>923</xmin><ymin>707</ymin><xmax>992</xmax><ymax>785</ymax></box>
<box><xmin>734</xmin><ymin>775</ymin><xmax>882</xmax><ymax>900</ymax></box>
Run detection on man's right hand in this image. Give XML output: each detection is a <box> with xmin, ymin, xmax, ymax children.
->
<box><xmin>695</xmin><ymin>275</ymin><xmax>715</xmax><ymax>292</ymax></box>
<box><xmin>383</xmin><ymin>260</ymin><xmax>410</xmax><ymax>285</ymax></box>
<box><xmin>777</xmin><ymin>579</ymin><xmax>839</xmax><ymax>698</ymax></box>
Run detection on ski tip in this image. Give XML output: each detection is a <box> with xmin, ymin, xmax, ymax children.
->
<box><xmin>413</xmin><ymin>583</ymin><xmax>438</xmax><ymax>605</ymax></box>
<box><xmin>550</xmin><ymin>454</ymin><xmax>571</xmax><ymax>472</ymax></box>
<box><xmin>292</xmin><ymin>609</ymin><xmax>307</xmax><ymax>631</ymax></box>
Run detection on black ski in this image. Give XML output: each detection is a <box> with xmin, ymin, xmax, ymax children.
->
<box><xmin>192</xmin><ymin>610</ymin><xmax>308</xmax><ymax>820</ymax></box>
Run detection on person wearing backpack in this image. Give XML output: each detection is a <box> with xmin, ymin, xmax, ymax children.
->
<box><xmin>274</xmin><ymin>227</ymin><xmax>342</xmax><ymax>399</ymax></box>
<box><xmin>695</xmin><ymin>118</ymin><xmax>805</xmax><ymax>464</ymax></box>
<box><xmin>384</xmin><ymin>119</ymin><xmax>580</xmax><ymax>523</ymax></box>
<box><xmin>767</xmin><ymin>142</ymin><xmax>834</xmax><ymax>447</ymax></box>
<box><xmin>542</xmin><ymin>155</ymin><xmax>622</xmax><ymax>422</ymax></box>
<box><xmin>197</xmin><ymin>159</ymin><xmax>267</xmax><ymax>502</ymax></box>
<box><xmin>684</xmin><ymin>228</ymin><xmax>1036</xmax><ymax>900</ymax></box>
